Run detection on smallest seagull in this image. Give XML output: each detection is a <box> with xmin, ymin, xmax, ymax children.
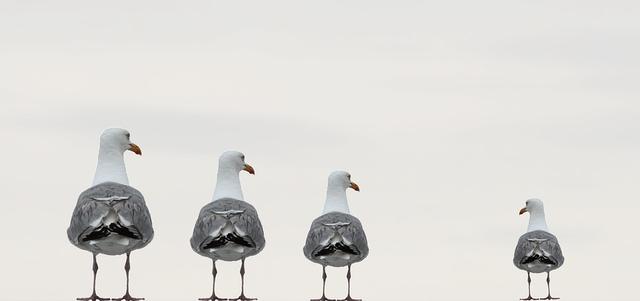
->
<box><xmin>513</xmin><ymin>199</ymin><xmax>564</xmax><ymax>301</ymax></box>
<box><xmin>304</xmin><ymin>171</ymin><xmax>368</xmax><ymax>301</ymax></box>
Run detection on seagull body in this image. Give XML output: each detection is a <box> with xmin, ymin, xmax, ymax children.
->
<box><xmin>67</xmin><ymin>128</ymin><xmax>152</xmax><ymax>301</ymax></box>
<box><xmin>304</xmin><ymin>171</ymin><xmax>368</xmax><ymax>301</ymax></box>
<box><xmin>303</xmin><ymin>212</ymin><xmax>368</xmax><ymax>268</ymax></box>
<box><xmin>191</xmin><ymin>198</ymin><xmax>265</xmax><ymax>262</ymax></box>
<box><xmin>191</xmin><ymin>151</ymin><xmax>264</xmax><ymax>301</ymax></box>
<box><xmin>513</xmin><ymin>230</ymin><xmax>564</xmax><ymax>274</ymax></box>
<box><xmin>68</xmin><ymin>182</ymin><xmax>153</xmax><ymax>256</ymax></box>
<box><xmin>513</xmin><ymin>198</ymin><xmax>564</xmax><ymax>300</ymax></box>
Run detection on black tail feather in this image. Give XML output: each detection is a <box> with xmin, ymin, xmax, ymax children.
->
<box><xmin>521</xmin><ymin>254</ymin><xmax>557</xmax><ymax>265</ymax></box>
<box><xmin>108</xmin><ymin>223</ymin><xmax>141</xmax><ymax>239</ymax></box>
<box><xmin>82</xmin><ymin>226</ymin><xmax>111</xmax><ymax>241</ymax></box>
<box><xmin>81</xmin><ymin>223</ymin><xmax>141</xmax><ymax>242</ymax></box>
<box><xmin>202</xmin><ymin>232</ymin><xmax>255</xmax><ymax>249</ymax></box>
<box><xmin>314</xmin><ymin>245</ymin><xmax>337</xmax><ymax>257</ymax></box>
<box><xmin>226</xmin><ymin>233</ymin><xmax>255</xmax><ymax>247</ymax></box>
<box><xmin>313</xmin><ymin>241</ymin><xmax>360</xmax><ymax>257</ymax></box>
<box><xmin>335</xmin><ymin>242</ymin><xmax>360</xmax><ymax>255</ymax></box>
<box><xmin>203</xmin><ymin>236</ymin><xmax>228</xmax><ymax>249</ymax></box>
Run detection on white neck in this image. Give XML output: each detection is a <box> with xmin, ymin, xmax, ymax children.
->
<box><xmin>212</xmin><ymin>168</ymin><xmax>244</xmax><ymax>201</ymax></box>
<box><xmin>93</xmin><ymin>147</ymin><xmax>129</xmax><ymax>186</ymax></box>
<box><xmin>527</xmin><ymin>209</ymin><xmax>549</xmax><ymax>232</ymax></box>
<box><xmin>322</xmin><ymin>185</ymin><xmax>350</xmax><ymax>214</ymax></box>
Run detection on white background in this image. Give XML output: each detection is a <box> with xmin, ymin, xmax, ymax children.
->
<box><xmin>1</xmin><ymin>1</ymin><xmax>638</xmax><ymax>300</ymax></box>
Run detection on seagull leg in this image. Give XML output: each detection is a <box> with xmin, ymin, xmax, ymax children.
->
<box><xmin>520</xmin><ymin>272</ymin><xmax>538</xmax><ymax>300</ymax></box>
<box><xmin>112</xmin><ymin>252</ymin><xmax>144</xmax><ymax>301</ymax></box>
<box><xmin>77</xmin><ymin>253</ymin><xmax>109</xmax><ymax>301</ymax></box>
<box><xmin>199</xmin><ymin>260</ymin><xmax>227</xmax><ymax>301</ymax></box>
<box><xmin>229</xmin><ymin>258</ymin><xmax>256</xmax><ymax>301</ymax></box>
<box><xmin>539</xmin><ymin>272</ymin><xmax>559</xmax><ymax>300</ymax></box>
<box><xmin>340</xmin><ymin>264</ymin><xmax>361</xmax><ymax>301</ymax></box>
<box><xmin>311</xmin><ymin>265</ymin><xmax>334</xmax><ymax>301</ymax></box>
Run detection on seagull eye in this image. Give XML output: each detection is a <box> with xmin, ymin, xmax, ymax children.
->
<box><xmin>125</xmin><ymin>133</ymin><xmax>130</xmax><ymax>139</ymax></box>
<box><xmin>241</xmin><ymin>155</ymin><xmax>245</xmax><ymax>161</ymax></box>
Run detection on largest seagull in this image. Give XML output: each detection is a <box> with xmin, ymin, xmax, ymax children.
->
<box><xmin>67</xmin><ymin>128</ymin><xmax>154</xmax><ymax>301</ymax></box>
<box><xmin>191</xmin><ymin>151</ymin><xmax>265</xmax><ymax>301</ymax></box>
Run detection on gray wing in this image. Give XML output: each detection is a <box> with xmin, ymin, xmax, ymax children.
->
<box><xmin>113</xmin><ymin>184</ymin><xmax>154</xmax><ymax>248</ymax></box>
<box><xmin>303</xmin><ymin>212</ymin><xmax>369</xmax><ymax>264</ymax></box>
<box><xmin>513</xmin><ymin>230</ymin><xmax>564</xmax><ymax>271</ymax></box>
<box><xmin>190</xmin><ymin>198</ymin><xmax>265</xmax><ymax>256</ymax></box>
<box><xmin>67</xmin><ymin>182</ymin><xmax>154</xmax><ymax>250</ymax></box>
<box><xmin>67</xmin><ymin>187</ymin><xmax>111</xmax><ymax>246</ymax></box>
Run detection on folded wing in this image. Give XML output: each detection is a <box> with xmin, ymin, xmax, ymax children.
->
<box><xmin>67</xmin><ymin>182</ymin><xmax>154</xmax><ymax>254</ymax></box>
<box><xmin>304</xmin><ymin>212</ymin><xmax>369</xmax><ymax>267</ymax></box>
<box><xmin>191</xmin><ymin>198</ymin><xmax>265</xmax><ymax>260</ymax></box>
<box><xmin>513</xmin><ymin>230</ymin><xmax>564</xmax><ymax>272</ymax></box>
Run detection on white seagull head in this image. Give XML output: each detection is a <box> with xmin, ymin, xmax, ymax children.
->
<box><xmin>99</xmin><ymin>128</ymin><xmax>142</xmax><ymax>156</ymax></box>
<box><xmin>519</xmin><ymin>198</ymin><xmax>544</xmax><ymax>216</ymax></box>
<box><xmin>322</xmin><ymin>170</ymin><xmax>360</xmax><ymax>214</ymax></box>
<box><xmin>218</xmin><ymin>150</ymin><xmax>255</xmax><ymax>175</ymax></box>
<box><xmin>519</xmin><ymin>198</ymin><xmax>550</xmax><ymax>232</ymax></box>
<box><xmin>328</xmin><ymin>170</ymin><xmax>360</xmax><ymax>192</ymax></box>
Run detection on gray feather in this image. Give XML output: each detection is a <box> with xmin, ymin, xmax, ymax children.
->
<box><xmin>513</xmin><ymin>230</ymin><xmax>564</xmax><ymax>273</ymax></box>
<box><xmin>303</xmin><ymin>212</ymin><xmax>369</xmax><ymax>267</ymax></box>
<box><xmin>67</xmin><ymin>182</ymin><xmax>154</xmax><ymax>255</ymax></box>
<box><xmin>190</xmin><ymin>198</ymin><xmax>265</xmax><ymax>261</ymax></box>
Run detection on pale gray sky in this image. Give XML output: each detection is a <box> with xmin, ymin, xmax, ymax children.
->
<box><xmin>1</xmin><ymin>1</ymin><xmax>639</xmax><ymax>300</ymax></box>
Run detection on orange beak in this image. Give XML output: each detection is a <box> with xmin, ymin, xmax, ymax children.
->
<box><xmin>128</xmin><ymin>143</ymin><xmax>142</xmax><ymax>155</ymax></box>
<box><xmin>243</xmin><ymin>163</ymin><xmax>255</xmax><ymax>175</ymax></box>
<box><xmin>519</xmin><ymin>207</ymin><xmax>527</xmax><ymax>215</ymax></box>
<box><xmin>350</xmin><ymin>181</ymin><xmax>360</xmax><ymax>191</ymax></box>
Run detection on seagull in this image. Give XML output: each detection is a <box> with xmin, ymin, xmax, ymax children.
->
<box><xmin>67</xmin><ymin>128</ymin><xmax>154</xmax><ymax>301</ymax></box>
<box><xmin>191</xmin><ymin>151</ymin><xmax>265</xmax><ymax>301</ymax></box>
<box><xmin>304</xmin><ymin>171</ymin><xmax>369</xmax><ymax>301</ymax></box>
<box><xmin>513</xmin><ymin>198</ymin><xmax>564</xmax><ymax>300</ymax></box>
